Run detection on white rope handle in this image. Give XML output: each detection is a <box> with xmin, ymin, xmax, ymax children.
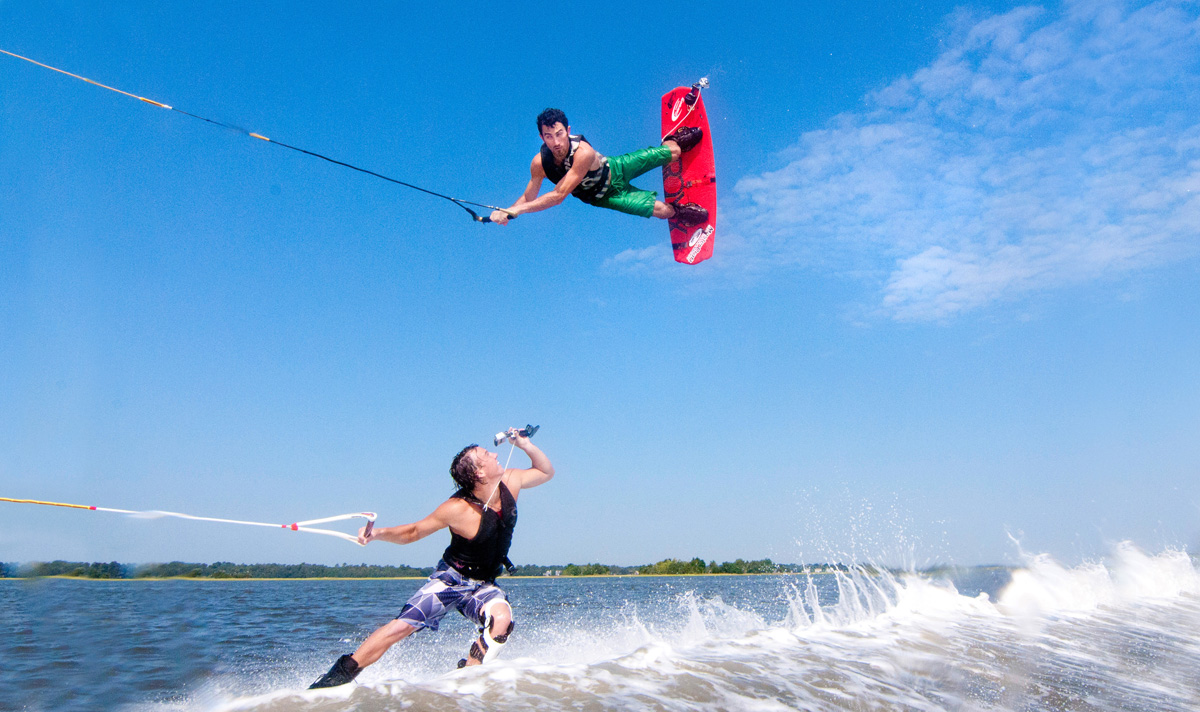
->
<box><xmin>133</xmin><ymin>510</ymin><xmax>378</xmax><ymax>545</ymax></box>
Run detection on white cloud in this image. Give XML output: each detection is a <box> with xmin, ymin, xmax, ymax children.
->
<box><xmin>619</xmin><ymin>0</ymin><xmax>1200</xmax><ymax>320</ymax></box>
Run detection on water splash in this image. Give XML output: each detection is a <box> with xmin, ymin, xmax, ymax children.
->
<box><xmin>57</xmin><ymin>542</ymin><xmax>1200</xmax><ymax>711</ymax></box>
<box><xmin>1000</xmin><ymin>541</ymin><xmax>1200</xmax><ymax>616</ymax></box>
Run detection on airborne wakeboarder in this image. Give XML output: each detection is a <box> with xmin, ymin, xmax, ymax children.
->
<box><xmin>488</xmin><ymin>108</ymin><xmax>707</xmax><ymax>225</ymax></box>
<box><xmin>309</xmin><ymin>429</ymin><xmax>554</xmax><ymax>688</ymax></box>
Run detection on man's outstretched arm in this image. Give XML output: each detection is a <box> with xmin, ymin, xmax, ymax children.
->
<box><xmin>489</xmin><ymin>158</ymin><xmax>543</xmax><ymax>224</ymax></box>
<box><xmin>490</xmin><ymin>146</ymin><xmax>594</xmax><ymax>224</ymax></box>
<box><xmin>358</xmin><ymin>499</ymin><xmax>461</xmax><ymax>545</ymax></box>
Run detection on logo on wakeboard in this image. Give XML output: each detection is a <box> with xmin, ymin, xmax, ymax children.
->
<box><xmin>671</xmin><ymin>96</ymin><xmax>686</xmax><ymax>121</ymax></box>
<box><xmin>686</xmin><ymin>225</ymin><xmax>714</xmax><ymax>263</ymax></box>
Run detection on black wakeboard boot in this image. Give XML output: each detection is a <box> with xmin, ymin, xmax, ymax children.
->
<box><xmin>670</xmin><ymin>202</ymin><xmax>709</xmax><ymax>226</ymax></box>
<box><xmin>309</xmin><ymin>654</ymin><xmax>361</xmax><ymax>689</ymax></box>
<box><xmin>663</xmin><ymin>126</ymin><xmax>703</xmax><ymax>153</ymax></box>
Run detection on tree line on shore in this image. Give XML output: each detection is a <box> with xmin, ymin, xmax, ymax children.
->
<box><xmin>0</xmin><ymin>557</ymin><xmax>852</xmax><ymax>579</ymax></box>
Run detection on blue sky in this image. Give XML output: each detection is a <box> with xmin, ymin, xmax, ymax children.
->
<box><xmin>2</xmin><ymin>1</ymin><xmax>1197</xmax><ymax>569</ymax></box>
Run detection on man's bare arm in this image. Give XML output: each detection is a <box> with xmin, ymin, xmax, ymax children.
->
<box><xmin>489</xmin><ymin>156</ymin><xmax>543</xmax><ymax>224</ymax></box>
<box><xmin>507</xmin><ymin>433</ymin><xmax>555</xmax><ymax>490</ymax></box>
<box><xmin>359</xmin><ymin>499</ymin><xmax>463</xmax><ymax>545</ymax></box>
<box><xmin>490</xmin><ymin>145</ymin><xmax>596</xmax><ymax>224</ymax></box>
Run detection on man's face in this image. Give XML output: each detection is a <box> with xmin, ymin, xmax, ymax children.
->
<box><xmin>540</xmin><ymin>122</ymin><xmax>571</xmax><ymax>162</ymax></box>
<box><xmin>472</xmin><ymin>446</ymin><xmax>504</xmax><ymax>484</ymax></box>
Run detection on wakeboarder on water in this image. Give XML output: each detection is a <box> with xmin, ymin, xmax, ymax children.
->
<box><xmin>488</xmin><ymin>108</ymin><xmax>708</xmax><ymax>225</ymax></box>
<box><xmin>309</xmin><ymin>428</ymin><xmax>554</xmax><ymax>688</ymax></box>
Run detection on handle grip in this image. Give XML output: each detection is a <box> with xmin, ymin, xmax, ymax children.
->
<box><xmin>493</xmin><ymin>424</ymin><xmax>539</xmax><ymax>446</ymax></box>
<box><xmin>478</xmin><ymin>212</ymin><xmax>517</xmax><ymax>224</ymax></box>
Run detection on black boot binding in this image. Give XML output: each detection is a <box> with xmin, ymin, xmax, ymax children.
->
<box><xmin>664</xmin><ymin>126</ymin><xmax>703</xmax><ymax>153</ymax></box>
<box><xmin>670</xmin><ymin>202</ymin><xmax>709</xmax><ymax>226</ymax></box>
<box><xmin>309</xmin><ymin>654</ymin><xmax>361</xmax><ymax>689</ymax></box>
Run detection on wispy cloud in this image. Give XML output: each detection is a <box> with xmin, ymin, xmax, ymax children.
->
<box><xmin>616</xmin><ymin>0</ymin><xmax>1200</xmax><ymax>320</ymax></box>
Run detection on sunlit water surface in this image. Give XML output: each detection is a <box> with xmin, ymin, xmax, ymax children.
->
<box><xmin>2</xmin><ymin>543</ymin><xmax>1197</xmax><ymax>711</ymax></box>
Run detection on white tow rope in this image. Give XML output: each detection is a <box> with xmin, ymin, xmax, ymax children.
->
<box><xmin>0</xmin><ymin>497</ymin><xmax>376</xmax><ymax>546</ymax></box>
<box><xmin>482</xmin><ymin>441</ymin><xmax>518</xmax><ymax>511</ymax></box>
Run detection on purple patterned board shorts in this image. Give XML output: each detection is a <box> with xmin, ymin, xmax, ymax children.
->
<box><xmin>396</xmin><ymin>560</ymin><xmax>506</xmax><ymax>632</ymax></box>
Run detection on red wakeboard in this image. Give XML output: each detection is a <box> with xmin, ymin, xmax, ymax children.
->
<box><xmin>661</xmin><ymin>80</ymin><xmax>716</xmax><ymax>265</ymax></box>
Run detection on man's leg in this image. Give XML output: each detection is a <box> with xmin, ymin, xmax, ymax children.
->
<box><xmin>352</xmin><ymin>619</ymin><xmax>417</xmax><ymax>667</ymax></box>
<box><xmin>590</xmin><ymin>150</ymin><xmax>668</xmax><ymax>219</ymax></box>
<box><xmin>616</xmin><ymin>125</ymin><xmax>702</xmax><ymax>181</ymax></box>
<box><xmin>461</xmin><ymin>598</ymin><xmax>514</xmax><ymax>667</ymax></box>
<box><xmin>602</xmin><ymin>144</ymin><xmax>706</xmax><ymax>224</ymax></box>
<box><xmin>663</xmin><ymin>126</ymin><xmax>703</xmax><ymax>156</ymax></box>
<box><xmin>657</xmin><ymin>127</ymin><xmax>704</xmax><ymax>220</ymax></box>
<box><xmin>310</xmin><ymin>569</ymin><xmax>459</xmax><ymax>688</ymax></box>
<box><xmin>594</xmin><ymin>187</ymin><xmax>704</xmax><ymax>224</ymax></box>
<box><xmin>663</xmin><ymin>139</ymin><xmax>682</xmax><ymax>162</ymax></box>
<box><xmin>653</xmin><ymin>201</ymin><xmax>677</xmax><ymax>219</ymax></box>
<box><xmin>609</xmin><ymin>145</ymin><xmax>675</xmax><ymax>184</ymax></box>
<box><xmin>455</xmin><ymin>585</ymin><xmax>513</xmax><ymax>668</ymax></box>
<box><xmin>308</xmin><ymin>619</ymin><xmax>416</xmax><ymax>689</ymax></box>
<box><xmin>621</xmin><ymin>145</ymin><xmax>674</xmax><ymax>219</ymax></box>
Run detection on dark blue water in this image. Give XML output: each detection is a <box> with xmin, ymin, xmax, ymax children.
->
<box><xmin>1</xmin><ymin>574</ymin><xmax>837</xmax><ymax>711</ymax></box>
<box><xmin>1</xmin><ymin>553</ymin><xmax>1196</xmax><ymax>712</ymax></box>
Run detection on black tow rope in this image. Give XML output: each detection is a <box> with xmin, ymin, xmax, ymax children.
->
<box><xmin>0</xmin><ymin>48</ymin><xmax>514</xmax><ymax>223</ymax></box>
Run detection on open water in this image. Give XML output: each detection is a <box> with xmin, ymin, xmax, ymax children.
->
<box><xmin>1</xmin><ymin>542</ymin><xmax>1198</xmax><ymax>711</ymax></box>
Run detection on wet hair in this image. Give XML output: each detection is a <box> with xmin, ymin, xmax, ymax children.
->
<box><xmin>537</xmin><ymin>108</ymin><xmax>568</xmax><ymax>134</ymax></box>
<box><xmin>450</xmin><ymin>444</ymin><xmax>482</xmax><ymax>490</ymax></box>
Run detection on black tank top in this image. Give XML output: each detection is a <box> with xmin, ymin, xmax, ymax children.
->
<box><xmin>442</xmin><ymin>481</ymin><xmax>518</xmax><ymax>581</ymax></box>
<box><xmin>539</xmin><ymin>134</ymin><xmax>612</xmax><ymax>204</ymax></box>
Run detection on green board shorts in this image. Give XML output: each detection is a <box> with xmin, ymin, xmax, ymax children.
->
<box><xmin>589</xmin><ymin>145</ymin><xmax>673</xmax><ymax>218</ymax></box>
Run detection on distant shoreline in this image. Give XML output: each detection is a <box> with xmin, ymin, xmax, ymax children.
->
<box><xmin>2</xmin><ymin>556</ymin><xmax>844</xmax><ymax>580</ymax></box>
<box><xmin>0</xmin><ymin>566</ymin><xmax>1017</xmax><ymax>582</ymax></box>
<box><xmin>1</xmin><ymin>570</ymin><xmax>848</xmax><ymax>582</ymax></box>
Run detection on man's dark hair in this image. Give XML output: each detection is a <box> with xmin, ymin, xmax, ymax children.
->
<box><xmin>450</xmin><ymin>444</ymin><xmax>481</xmax><ymax>490</ymax></box>
<box><xmin>537</xmin><ymin>108</ymin><xmax>568</xmax><ymax>134</ymax></box>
